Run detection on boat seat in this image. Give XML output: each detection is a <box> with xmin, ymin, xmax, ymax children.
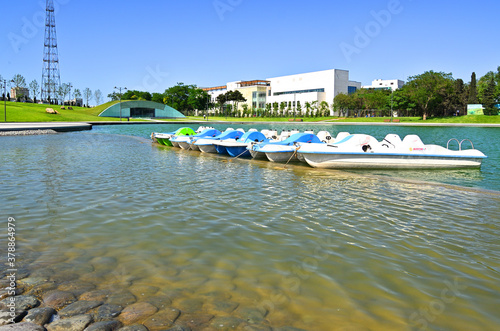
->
<box><xmin>335</xmin><ymin>132</ymin><xmax>350</xmax><ymax>142</ymax></box>
<box><xmin>380</xmin><ymin>134</ymin><xmax>402</xmax><ymax>148</ymax></box>
<box><xmin>403</xmin><ymin>135</ymin><xmax>425</xmax><ymax>148</ymax></box>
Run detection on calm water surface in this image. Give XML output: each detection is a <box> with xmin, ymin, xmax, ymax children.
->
<box><xmin>1</xmin><ymin>125</ymin><xmax>499</xmax><ymax>330</ymax></box>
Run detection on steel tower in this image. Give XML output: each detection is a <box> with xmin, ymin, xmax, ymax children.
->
<box><xmin>41</xmin><ymin>0</ymin><xmax>61</xmax><ymax>104</ymax></box>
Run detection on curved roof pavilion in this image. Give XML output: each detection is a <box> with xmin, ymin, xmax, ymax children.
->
<box><xmin>99</xmin><ymin>100</ymin><xmax>185</xmax><ymax>119</ymax></box>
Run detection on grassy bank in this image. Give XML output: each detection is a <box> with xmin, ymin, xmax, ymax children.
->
<box><xmin>2</xmin><ymin>101</ymin><xmax>499</xmax><ymax>124</ymax></box>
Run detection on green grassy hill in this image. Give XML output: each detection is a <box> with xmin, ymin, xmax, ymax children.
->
<box><xmin>1</xmin><ymin>101</ymin><xmax>122</xmax><ymax>122</ymax></box>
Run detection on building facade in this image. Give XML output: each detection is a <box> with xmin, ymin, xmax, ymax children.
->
<box><xmin>362</xmin><ymin>79</ymin><xmax>404</xmax><ymax>91</ymax></box>
<box><xmin>10</xmin><ymin>87</ymin><xmax>30</xmax><ymax>100</ymax></box>
<box><xmin>203</xmin><ymin>69</ymin><xmax>361</xmax><ymax>115</ymax></box>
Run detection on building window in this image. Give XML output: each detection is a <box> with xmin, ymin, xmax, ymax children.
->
<box><xmin>268</xmin><ymin>90</ymin><xmax>271</xmax><ymax>96</ymax></box>
<box><xmin>273</xmin><ymin>88</ymin><xmax>325</xmax><ymax>96</ymax></box>
<box><xmin>252</xmin><ymin>92</ymin><xmax>257</xmax><ymax>98</ymax></box>
<box><xmin>348</xmin><ymin>86</ymin><xmax>357</xmax><ymax>94</ymax></box>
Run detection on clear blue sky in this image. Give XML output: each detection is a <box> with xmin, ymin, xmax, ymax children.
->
<box><xmin>1</xmin><ymin>0</ymin><xmax>499</xmax><ymax>103</ymax></box>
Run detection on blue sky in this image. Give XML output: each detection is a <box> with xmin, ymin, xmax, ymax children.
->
<box><xmin>1</xmin><ymin>0</ymin><xmax>499</xmax><ymax>103</ymax></box>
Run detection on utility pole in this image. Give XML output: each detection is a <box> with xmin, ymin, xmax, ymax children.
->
<box><xmin>41</xmin><ymin>0</ymin><xmax>61</xmax><ymax>104</ymax></box>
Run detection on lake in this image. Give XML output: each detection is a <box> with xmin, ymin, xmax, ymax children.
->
<box><xmin>1</xmin><ymin>123</ymin><xmax>499</xmax><ymax>330</ymax></box>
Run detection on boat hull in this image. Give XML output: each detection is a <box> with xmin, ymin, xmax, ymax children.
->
<box><xmin>215</xmin><ymin>144</ymin><xmax>228</xmax><ymax>155</ymax></box>
<box><xmin>249</xmin><ymin>150</ymin><xmax>267</xmax><ymax>160</ymax></box>
<box><xmin>227</xmin><ymin>146</ymin><xmax>251</xmax><ymax>158</ymax></box>
<box><xmin>301</xmin><ymin>153</ymin><xmax>485</xmax><ymax>169</ymax></box>
<box><xmin>178</xmin><ymin>141</ymin><xmax>192</xmax><ymax>150</ymax></box>
<box><xmin>265</xmin><ymin>151</ymin><xmax>298</xmax><ymax>163</ymax></box>
<box><xmin>198</xmin><ymin>144</ymin><xmax>218</xmax><ymax>153</ymax></box>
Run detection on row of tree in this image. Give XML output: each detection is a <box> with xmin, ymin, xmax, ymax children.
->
<box><xmin>334</xmin><ymin>68</ymin><xmax>500</xmax><ymax>118</ymax></box>
<box><xmin>1</xmin><ymin>74</ymin><xmax>103</xmax><ymax>107</ymax></box>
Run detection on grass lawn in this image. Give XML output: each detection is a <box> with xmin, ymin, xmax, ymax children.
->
<box><xmin>2</xmin><ymin>101</ymin><xmax>499</xmax><ymax>124</ymax></box>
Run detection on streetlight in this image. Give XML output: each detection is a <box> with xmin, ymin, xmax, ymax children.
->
<box><xmin>114</xmin><ymin>86</ymin><xmax>127</xmax><ymax>121</ymax></box>
<box><xmin>2</xmin><ymin>79</ymin><xmax>7</xmax><ymax>122</ymax></box>
<box><xmin>68</xmin><ymin>83</ymin><xmax>73</xmax><ymax>106</ymax></box>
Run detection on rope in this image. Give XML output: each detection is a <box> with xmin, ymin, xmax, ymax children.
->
<box><xmin>229</xmin><ymin>147</ymin><xmax>249</xmax><ymax>162</ymax></box>
<box><xmin>283</xmin><ymin>145</ymin><xmax>300</xmax><ymax>169</ymax></box>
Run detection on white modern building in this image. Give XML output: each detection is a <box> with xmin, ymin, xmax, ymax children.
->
<box><xmin>362</xmin><ymin>79</ymin><xmax>404</xmax><ymax>91</ymax></box>
<box><xmin>202</xmin><ymin>68</ymin><xmax>361</xmax><ymax>115</ymax></box>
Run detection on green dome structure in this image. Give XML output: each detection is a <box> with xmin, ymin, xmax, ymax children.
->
<box><xmin>99</xmin><ymin>100</ymin><xmax>185</xmax><ymax>119</ymax></box>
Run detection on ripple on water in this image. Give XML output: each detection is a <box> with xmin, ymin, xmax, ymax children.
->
<box><xmin>1</xmin><ymin>132</ymin><xmax>500</xmax><ymax>330</ymax></box>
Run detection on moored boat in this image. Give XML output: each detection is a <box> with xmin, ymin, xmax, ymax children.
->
<box><xmin>298</xmin><ymin>134</ymin><xmax>487</xmax><ymax>169</ymax></box>
<box><xmin>171</xmin><ymin>128</ymin><xmax>219</xmax><ymax>150</ymax></box>
<box><xmin>251</xmin><ymin>133</ymin><xmax>322</xmax><ymax>163</ymax></box>
<box><xmin>195</xmin><ymin>129</ymin><xmax>245</xmax><ymax>154</ymax></box>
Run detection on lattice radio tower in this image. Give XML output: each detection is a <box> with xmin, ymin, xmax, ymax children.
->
<box><xmin>41</xmin><ymin>0</ymin><xmax>61</xmax><ymax>104</ymax></box>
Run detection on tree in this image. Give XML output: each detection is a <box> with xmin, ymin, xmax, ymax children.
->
<box><xmin>164</xmin><ymin>83</ymin><xmax>195</xmax><ymax>114</ymax></box>
<box><xmin>11</xmin><ymin>74</ymin><xmax>26</xmax><ymax>88</ymax></box>
<box><xmin>152</xmin><ymin>92</ymin><xmax>164</xmax><ymax>104</ymax></box>
<box><xmin>452</xmin><ymin>79</ymin><xmax>467</xmax><ymax>115</ymax></box>
<box><xmin>187</xmin><ymin>88</ymin><xmax>209</xmax><ymax>116</ymax></box>
<box><xmin>319</xmin><ymin>101</ymin><xmax>329</xmax><ymax>117</ymax></box>
<box><xmin>468</xmin><ymin>72</ymin><xmax>478</xmax><ymax>104</ymax></box>
<box><xmin>400</xmin><ymin>71</ymin><xmax>454</xmax><ymax>119</ymax></box>
<box><xmin>84</xmin><ymin>88</ymin><xmax>92</xmax><ymax>107</ymax></box>
<box><xmin>61</xmin><ymin>83</ymin><xmax>71</xmax><ymax>102</ymax></box>
<box><xmin>225</xmin><ymin>90</ymin><xmax>246</xmax><ymax>116</ymax></box>
<box><xmin>74</xmin><ymin>88</ymin><xmax>82</xmax><ymax>99</ymax></box>
<box><xmin>482</xmin><ymin>77</ymin><xmax>497</xmax><ymax>115</ymax></box>
<box><xmin>29</xmin><ymin>80</ymin><xmax>39</xmax><ymax>102</ymax></box>
<box><xmin>94</xmin><ymin>89</ymin><xmax>103</xmax><ymax>105</ymax></box>
<box><xmin>108</xmin><ymin>92</ymin><xmax>118</xmax><ymax>101</ymax></box>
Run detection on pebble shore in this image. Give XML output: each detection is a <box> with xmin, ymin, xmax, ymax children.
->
<box><xmin>0</xmin><ymin>130</ymin><xmax>57</xmax><ymax>136</ymax></box>
<box><xmin>0</xmin><ymin>251</ymin><xmax>307</xmax><ymax>331</ymax></box>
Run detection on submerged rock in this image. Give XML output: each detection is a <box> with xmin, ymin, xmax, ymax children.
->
<box><xmin>46</xmin><ymin>314</ymin><xmax>93</xmax><ymax>331</ymax></box>
<box><xmin>42</xmin><ymin>291</ymin><xmax>77</xmax><ymax>310</ymax></box>
<box><xmin>0</xmin><ymin>296</ymin><xmax>39</xmax><ymax>312</ymax></box>
<box><xmin>84</xmin><ymin>320</ymin><xmax>122</xmax><ymax>331</ymax></box>
<box><xmin>142</xmin><ymin>308</ymin><xmax>180</xmax><ymax>330</ymax></box>
<box><xmin>22</xmin><ymin>307</ymin><xmax>56</xmax><ymax>326</ymax></box>
<box><xmin>93</xmin><ymin>304</ymin><xmax>123</xmax><ymax>322</ymax></box>
<box><xmin>106</xmin><ymin>291</ymin><xmax>137</xmax><ymax>307</ymax></box>
<box><xmin>80</xmin><ymin>289</ymin><xmax>111</xmax><ymax>302</ymax></box>
<box><xmin>116</xmin><ymin>325</ymin><xmax>148</xmax><ymax>331</ymax></box>
<box><xmin>0</xmin><ymin>322</ymin><xmax>45</xmax><ymax>330</ymax></box>
<box><xmin>210</xmin><ymin>316</ymin><xmax>244</xmax><ymax>330</ymax></box>
<box><xmin>0</xmin><ymin>309</ymin><xmax>26</xmax><ymax>326</ymax></box>
<box><xmin>59</xmin><ymin>300</ymin><xmax>103</xmax><ymax>317</ymax></box>
<box><xmin>118</xmin><ymin>302</ymin><xmax>158</xmax><ymax>324</ymax></box>
<box><xmin>176</xmin><ymin>313</ymin><xmax>214</xmax><ymax>329</ymax></box>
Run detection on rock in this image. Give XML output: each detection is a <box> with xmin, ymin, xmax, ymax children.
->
<box><xmin>46</xmin><ymin>314</ymin><xmax>93</xmax><ymax>331</ymax></box>
<box><xmin>0</xmin><ymin>289</ymin><xmax>20</xmax><ymax>301</ymax></box>
<box><xmin>93</xmin><ymin>304</ymin><xmax>123</xmax><ymax>322</ymax></box>
<box><xmin>59</xmin><ymin>300</ymin><xmax>103</xmax><ymax>317</ymax></box>
<box><xmin>0</xmin><ymin>322</ymin><xmax>45</xmax><ymax>330</ymax></box>
<box><xmin>43</xmin><ymin>291</ymin><xmax>77</xmax><ymax>310</ymax></box>
<box><xmin>206</xmin><ymin>300</ymin><xmax>239</xmax><ymax>314</ymax></box>
<box><xmin>47</xmin><ymin>108</ymin><xmax>59</xmax><ymax>114</ymax></box>
<box><xmin>118</xmin><ymin>302</ymin><xmax>158</xmax><ymax>325</ymax></box>
<box><xmin>176</xmin><ymin>313</ymin><xmax>214</xmax><ymax>329</ymax></box>
<box><xmin>80</xmin><ymin>289</ymin><xmax>111</xmax><ymax>302</ymax></box>
<box><xmin>128</xmin><ymin>285</ymin><xmax>159</xmax><ymax>298</ymax></box>
<box><xmin>275</xmin><ymin>328</ymin><xmax>308</xmax><ymax>331</ymax></box>
<box><xmin>143</xmin><ymin>295</ymin><xmax>172</xmax><ymax>310</ymax></box>
<box><xmin>164</xmin><ymin>326</ymin><xmax>191</xmax><ymax>331</ymax></box>
<box><xmin>240</xmin><ymin>325</ymin><xmax>272</xmax><ymax>331</ymax></box>
<box><xmin>236</xmin><ymin>307</ymin><xmax>266</xmax><ymax>324</ymax></box>
<box><xmin>84</xmin><ymin>320</ymin><xmax>122</xmax><ymax>331</ymax></box>
<box><xmin>25</xmin><ymin>281</ymin><xmax>59</xmax><ymax>297</ymax></box>
<box><xmin>106</xmin><ymin>291</ymin><xmax>136</xmax><ymax>307</ymax></box>
<box><xmin>210</xmin><ymin>316</ymin><xmax>244</xmax><ymax>330</ymax></box>
<box><xmin>142</xmin><ymin>309</ymin><xmax>180</xmax><ymax>330</ymax></box>
<box><xmin>0</xmin><ymin>296</ymin><xmax>39</xmax><ymax>311</ymax></box>
<box><xmin>176</xmin><ymin>298</ymin><xmax>204</xmax><ymax>313</ymax></box>
<box><xmin>22</xmin><ymin>307</ymin><xmax>56</xmax><ymax>326</ymax></box>
<box><xmin>116</xmin><ymin>325</ymin><xmax>148</xmax><ymax>331</ymax></box>
<box><xmin>0</xmin><ymin>309</ymin><xmax>26</xmax><ymax>326</ymax></box>
<box><xmin>58</xmin><ymin>281</ymin><xmax>96</xmax><ymax>296</ymax></box>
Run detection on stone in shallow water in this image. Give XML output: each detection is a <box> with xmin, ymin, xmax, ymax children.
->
<box><xmin>164</xmin><ymin>326</ymin><xmax>191</xmax><ymax>331</ymax></box>
<box><xmin>274</xmin><ymin>327</ymin><xmax>308</xmax><ymax>331</ymax></box>
<box><xmin>116</xmin><ymin>325</ymin><xmax>148</xmax><ymax>331</ymax></box>
<box><xmin>206</xmin><ymin>300</ymin><xmax>239</xmax><ymax>314</ymax></box>
<box><xmin>143</xmin><ymin>295</ymin><xmax>172</xmax><ymax>310</ymax></box>
<box><xmin>84</xmin><ymin>320</ymin><xmax>123</xmax><ymax>331</ymax></box>
<box><xmin>0</xmin><ymin>322</ymin><xmax>45</xmax><ymax>330</ymax></box>
<box><xmin>176</xmin><ymin>313</ymin><xmax>214</xmax><ymax>329</ymax></box>
<box><xmin>45</xmin><ymin>314</ymin><xmax>93</xmax><ymax>331</ymax></box>
<box><xmin>25</xmin><ymin>281</ymin><xmax>59</xmax><ymax>297</ymax></box>
<box><xmin>210</xmin><ymin>316</ymin><xmax>245</xmax><ymax>330</ymax></box>
<box><xmin>236</xmin><ymin>307</ymin><xmax>267</xmax><ymax>324</ymax></box>
<box><xmin>93</xmin><ymin>304</ymin><xmax>123</xmax><ymax>322</ymax></box>
<box><xmin>17</xmin><ymin>277</ymin><xmax>47</xmax><ymax>288</ymax></box>
<box><xmin>42</xmin><ymin>291</ymin><xmax>77</xmax><ymax>310</ymax></box>
<box><xmin>0</xmin><ymin>296</ymin><xmax>39</xmax><ymax>311</ymax></box>
<box><xmin>0</xmin><ymin>309</ymin><xmax>27</xmax><ymax>325</ymax></box>
<box><xmin>59</xmin><ymin>300</ymin><xmax>103</xmax><ymax>317</ymax></box>
<box><xmin>80</xmin><ymin>289</ymin><xmax>111</xmax><ymax>302</ymax></box>
<box><xmin>106</xmin><ymin>291</ymin><xmax>137</xmax><ymax>307</ymax></box>
<box><xmin>128</xmin><ymin>285</ymin><xmax>159</xmax><ymax>298</ymax></box>
<box><xmin>118</xmin><ymin>302</ymin><xmax>158</xmax><ymax>325</ymax></box>
<box><xmin>22</xmin><ymin>307</ymin><xmax>56</xmax><ymax>326</ymax></box>
<box><xmin>142</xmin><ymin>308</ymin><xmax>180</xmax><ymax>330</ymax></box>
<box><xmin>241</xmin><ymin>325</ymin><xmax>272</xmax><ymax>331</ymax></box>
<box><xmin>58</xmin><ymin>281</ymin><xmax>97</xmax><ymax>296</ymax></box>
<box><xmin>176</xmin><ymin>298</ymin><xmax>204</xmax><ymax>313</ymax></box>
